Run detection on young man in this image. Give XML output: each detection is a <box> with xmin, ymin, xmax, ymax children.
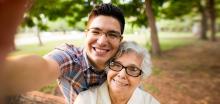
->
<box><xmin>1</xmin><ymin>3</ymin><xmax>125</xmax><ymax>104</ymax></box>
<box><xmin>45</xmin><ymin>3</ymin><xmax>124</xmax><ymax>103</ymax></box>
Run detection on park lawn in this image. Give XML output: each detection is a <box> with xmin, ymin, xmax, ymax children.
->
<box><xmin>11</xmin><ymin>40</ymin><xmax>84</xmax><ymax>56</ymax></box>
<box><xmin>10</xmin><ymin>31</ymin><xmax>197</xmax><ymax>94</ymax></box>
<box><xmin>12</xmin><ymin>31</ymin><xmax>195</xmax><ymax>56</ymax></box>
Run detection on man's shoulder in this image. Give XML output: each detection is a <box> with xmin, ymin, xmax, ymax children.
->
<box><xmin>55</xmin><ymin>43</ymin><xmax>82</xmax><ymax>53</ymax></box>
<box><xmin>45</xmin><ymin>43</ymin><xmax>85</xmax><ymax>66</ymax></box>
<box><xmin>48</xmin><ymin>43</ymin><xmax>84</xmax><ymax>59</ymax></box>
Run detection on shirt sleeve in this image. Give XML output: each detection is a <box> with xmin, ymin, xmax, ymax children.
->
<box><xmin>45</xmin><ymin>44</ymin><xmax>78</xmax><ymax>75</ymax></box>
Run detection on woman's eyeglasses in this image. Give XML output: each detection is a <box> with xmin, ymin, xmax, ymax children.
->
<box><xmin>108</xmin><ymin>61</ymin><xmax>142</xmax><ymax>77</ymax></box>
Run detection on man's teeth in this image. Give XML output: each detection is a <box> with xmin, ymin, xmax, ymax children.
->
<box><xmin>95</xmin><ymin>48</ymin><xmax>107</xmax><ymax>53</ymax></box>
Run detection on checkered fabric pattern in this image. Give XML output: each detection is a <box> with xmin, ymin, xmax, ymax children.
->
<box><xmin>46</xmin><ymin>44</ymin><xmax>106</xmax><ymax>104</ymax></box>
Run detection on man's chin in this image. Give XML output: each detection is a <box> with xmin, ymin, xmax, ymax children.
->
<box><xmin>93</xmin><ymin>58</ymin><xmax>107</xmax><ymax>64</ymax></box>
<box><xmin>92</xmin><ymin>58</ymin><xmax>109</xmax><ymax>68</ymax></box>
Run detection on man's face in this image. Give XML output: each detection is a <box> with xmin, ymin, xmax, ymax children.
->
<box><xmin>85</xmin><ymin>15</ymin><xmax>122</xmax><ymax>70</ymax></box>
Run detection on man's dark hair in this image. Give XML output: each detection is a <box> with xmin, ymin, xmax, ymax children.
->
<box><xmin>88</xmin><ymin>3</ymin><xmax>125</xmax><ymax>34</ymax></box>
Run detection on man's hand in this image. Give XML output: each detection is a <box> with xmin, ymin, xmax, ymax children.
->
<box><xmin>0</xmin><ymin>0</ymin><xmax>32</xmax><ymax>61</ymax></box>
<box><xmin>0</xmin><ymin>55</ymin><xmax>60</xmax><ymax>95</ymax></box>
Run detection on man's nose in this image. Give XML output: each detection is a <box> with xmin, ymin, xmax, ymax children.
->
<box><xmin>97</xmin><ymin>33</ymin><xmax>108</xmax><ymax>45</ymax></box>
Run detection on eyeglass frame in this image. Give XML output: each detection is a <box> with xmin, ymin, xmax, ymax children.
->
<box><xmin>108</xmin><ymin>60</ymin><xmax>143</xmax><ymax>77</ymax></box>
<box><xmin>85</xmin><ymin>27</ymin><xmax>123</xmax><ymax>41</ymax></box>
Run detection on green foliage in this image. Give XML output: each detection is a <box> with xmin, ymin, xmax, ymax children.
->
<box><xmin>21</xmin><ymin>0</ymin><xmax>219</xmax><ymax>32</ymax></box>
<box><xmin>160</xmin><ymin>0</ymin><xmax>200</xmax><ymax>19</ymax></box>
<box><xmin>118</xmin><ymin>0</ymin><xmax>165</xmax><ymax>27</ymax></box>
<box><xmin>23</xmin><ymin>0</ymin><xmax>93</xmax><ymax>30</ymax></box>
<box><xmin>38</xmin><ymin>22</ymin><xmax>48</xmax><ymax>31</ymax></box>
<box><xmin>23</xmin><ymin>17</ymin><xmax>35</xmax><ymax>27</ymax></box>
<box><xmin>22</xmin><ymin>0</ymin><xmax>168</xmax><ymax>30</ymax></box>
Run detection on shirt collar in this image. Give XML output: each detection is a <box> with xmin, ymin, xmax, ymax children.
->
<box><xmin>82</xmin><ymin>48</ymin><xmax>106</xmax><ymax>74</ymax></box>
<box><xmin>82</xmin><ymin>48</ymin><xmax>91</xmax><ymax>69</ymax></box>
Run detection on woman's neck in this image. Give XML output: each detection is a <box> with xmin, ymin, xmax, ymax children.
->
<box><xmin>109</xmin><ymin>89</ymin><xmax>132</xmax><ymax>104</ymax></box>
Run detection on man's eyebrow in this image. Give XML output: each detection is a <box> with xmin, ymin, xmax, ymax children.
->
<box><xmin>108</xmin><ymin>30</ymin><xmax>120</xmax><ymax>33</ymax></box>
<box><xmin>89</xmin><ymin>27</ymin><xmax>101</xmax><ymax>30</ymax></box>
<box><xmin>89</xmin><ymin>27</ymin><xmax>121</xmax><ymax>34</ymax></box>
<box><xmin>107</xmin><ymin>30</ymin><xmax>121</xmax><ymax>34</ymax></box>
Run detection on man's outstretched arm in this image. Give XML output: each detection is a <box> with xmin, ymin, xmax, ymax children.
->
<box><xmin>0</xmin><ymin>54</ymin><xmax>60</xmax><ymax>95</ymax></box>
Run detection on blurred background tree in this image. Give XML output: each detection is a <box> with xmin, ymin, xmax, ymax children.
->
<box><xmin>11</xmin><ymin>0</ymin><xmax>220</xmax><ymax>103</ymax></box>
<box><xmin>20</xmin><ymin>0</ymin><xmax>219</xmax><ymax>55</ymax></box>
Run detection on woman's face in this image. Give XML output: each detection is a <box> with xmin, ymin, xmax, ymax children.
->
<box><xmin>107</xmin><ymin>52</ymin><xmax>142</xmax><ymax>95</ymax></box>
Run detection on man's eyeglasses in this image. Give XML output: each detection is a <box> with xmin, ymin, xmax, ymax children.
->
<box><xmin>85</xmin><ymin>28</ymin><xmax>122</xmax><ymax>41</ymax></box>
<box><xmin>108</xmin><ymin>61</ymin><xmax>143</xmax><ymax>77</ymax></box>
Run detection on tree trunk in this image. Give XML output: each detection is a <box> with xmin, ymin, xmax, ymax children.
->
<box><xmin>145</xmin><ymin>0</ymin><xmax>161</xmax><ymax>56</ymax></box>
<box><xmin>199</xmin><ymin>3</ymin><xmax>208</xmax><ymax>40</ymax></box>
<box><xmin>207</xmin><ymin>0</ymin><xmax>216</xmax><ymax>41</ymax></box>
<box><xmin>36</xmin><ymin>28</ymin><xmax>43</xmax><ymax>46</ymax></box>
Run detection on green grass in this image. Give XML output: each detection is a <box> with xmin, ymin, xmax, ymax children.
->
<box><xmin>39</xmin><ymin>81</ymin><xmax>57</xmax><ymax>94</ymax></box>
<box><xmin>139</xmin><ymin>31</ymin><xmax>196</xmax><ymax>52</ymax></box>
<box><xmin>159</xmin><ymin>37</ymin><xmax>196</xmax><ymax>51</ymax></box>
<box><xmin>11</xmin><ymin>39</ymin><xmax>83</xmax><ymax>56</ymax></box>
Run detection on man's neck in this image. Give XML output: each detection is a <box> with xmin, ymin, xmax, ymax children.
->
<box><xmin>83</xmin><ymin>50</ymin><xmax>106</xmax><ymax>71</ymax></box>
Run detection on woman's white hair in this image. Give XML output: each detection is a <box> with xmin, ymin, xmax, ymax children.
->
<box><xmin>115</xmin><ymin>41</ymin><xmax>152</xmax><ymax>78</ymax></box>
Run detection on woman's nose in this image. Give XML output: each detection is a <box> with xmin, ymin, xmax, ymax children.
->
<box><xmin>117</xmin><ymin>68</ymin><xmax>127</xmax><ymax>79</ymax></box>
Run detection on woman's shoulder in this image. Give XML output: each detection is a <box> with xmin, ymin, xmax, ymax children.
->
<box><xmin>74</xmin><ymin>87</ymin><xmax>98</xmax><ymax>104</ymax></box>
<box><xmin>78</xmin><ymin>86</ymin><xmax>98</xmax><ymax>97</ymax></box>
<box><xmin>134</xmin><ymin>88</ymin><xmax>160</xmax><ymax>104</ymax></box>
<box><xmin>77</xmin><ymin>82</ymin><xmax>107</xmax><ymax>99</ymax></box>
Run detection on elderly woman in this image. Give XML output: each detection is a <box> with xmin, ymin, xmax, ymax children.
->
<box><xmin>74</xmin><ymin>41</ymin><xmax>160</xmax><ymax>104</ymax></box>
